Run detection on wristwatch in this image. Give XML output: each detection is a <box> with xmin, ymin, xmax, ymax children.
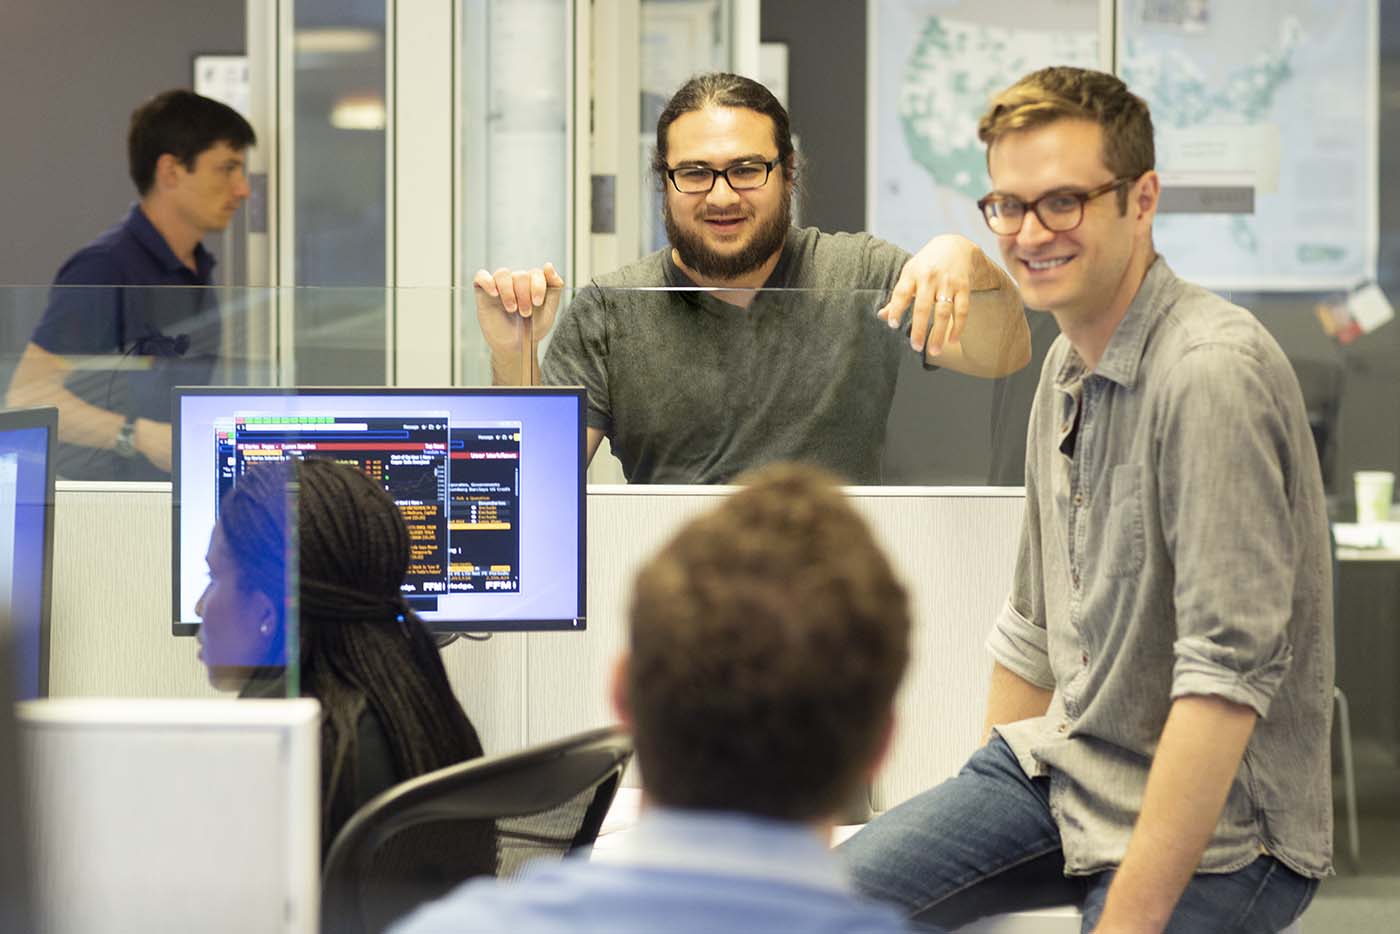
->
<box><xmin>114</xmin><ymin>417</ymin><xmax>138</xmax><ymax>460</ymax></box>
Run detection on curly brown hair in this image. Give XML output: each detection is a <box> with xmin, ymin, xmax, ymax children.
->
<box><xmin>978</xmin><ymin>66</ymin><xmax>1154</xmax><ymax>212</ymax></box>
<box><xmin>625</xmin><ymin>463</ymin><xmax>910</xmax><ymax>821</ymax></box>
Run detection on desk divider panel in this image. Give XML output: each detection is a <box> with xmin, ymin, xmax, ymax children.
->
<box><xmin>48</xmin><ymin>482</ymin><xmax>532</xmax><ymax>757</ymax></box>
<box><xmin>50</xmin><ymin>483</ymin><xmax>1025</xmax><ymax>809</ymax></box>
<box><xmin>528</xmin><ymin>485</ymin><xmax>1026</xmax><ymax>809</ymax></box>
<box><xmin>50</xmin><ymin>482</ymin><xmax>216</xmax><ymax>699</ymax></box>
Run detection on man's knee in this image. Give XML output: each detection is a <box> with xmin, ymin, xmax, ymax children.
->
<box><xmin>840</xmin><ymin>736</ymin><xmax>1064</xmax><ymax>917</ymax></box>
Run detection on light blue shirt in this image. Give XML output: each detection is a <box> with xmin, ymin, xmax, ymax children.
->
<box><xmin>390</xmin><ymin>807</ymin><xmax>915</xmax><ymax>933</ymax></box>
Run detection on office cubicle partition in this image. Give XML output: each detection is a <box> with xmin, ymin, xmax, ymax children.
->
<box><xmin>48</xmin><ymin>481</ymin><xmax>1024</xmax><ymax>811</ymax></box>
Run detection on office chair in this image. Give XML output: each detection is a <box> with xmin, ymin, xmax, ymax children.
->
<box><xmin>321</xmin><ymin>725</ymin><xmax>633</xmax><ymax>934</ymax></box>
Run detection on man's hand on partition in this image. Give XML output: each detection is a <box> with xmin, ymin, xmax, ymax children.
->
<box><xmin>877</xmin><ymin>234</ymin><xmax>984</xmax><ymax>357</ymax></box>
<box><xmin>473</xmin><ymin>263</ymin><xmax>564</xmax><ymax>355</ymax></box>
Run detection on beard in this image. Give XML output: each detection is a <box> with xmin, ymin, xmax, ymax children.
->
<box><xmin>664</xmin><ymin>188</ymin><xmax>792</xmax><ymax>281</ymax></box>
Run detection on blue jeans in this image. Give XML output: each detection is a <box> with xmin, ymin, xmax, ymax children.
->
<box><xmin>839</xmin><ymin>736</ymin><xmax>1318</xmax><ymax>933</ymax></box>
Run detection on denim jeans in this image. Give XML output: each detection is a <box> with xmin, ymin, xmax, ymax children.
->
<box><xmin>839</xmin><ymin>736</ymin><xmax>1318</xmax><ymax>933</ymax></box>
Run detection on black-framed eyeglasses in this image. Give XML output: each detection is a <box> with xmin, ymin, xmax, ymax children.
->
<box><xmin>976</xmin><ymin>176</ymin><xmax>1138</xmax><ymax>236</ymax></box>
<box><xmin>666</xmin><ymin>158</ymin><xmax>781</xmax><ymax>194</ymax></box>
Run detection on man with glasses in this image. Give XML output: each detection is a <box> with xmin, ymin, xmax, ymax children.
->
<box><xmin>842</xmin><ymin>67</ymin><xmax>1331</xmax><ymax>933</ymax></box>
<box><xmin>474</xmin><ymin>72</ymin><xmax>1030</xmax><ymax>484</ymax></box>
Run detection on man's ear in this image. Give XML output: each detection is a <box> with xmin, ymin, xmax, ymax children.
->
<box><xmin>609</xmin><ymin>652</ymin><xmax>633</xmax><ymax>729</ymax></box>
<box><xmin>153</xmin><ymin>152</ymin><xmax>184</xmax><ymax>191</ymax></box>
<box><xmin>1134</xmin><ymin>169</ymin><xmax>1161</xmax><ymax>225</ymax></box>
<box><xmin>782</xmin><ymin>153</ymin><xmax>797</xmax><ymax>190</ymax></box>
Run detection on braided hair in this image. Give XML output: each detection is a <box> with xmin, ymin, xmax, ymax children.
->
<box><xmin>219</xmin><ymin>458</ymin><xmax>484</xmax><ymax>850</ymax></box>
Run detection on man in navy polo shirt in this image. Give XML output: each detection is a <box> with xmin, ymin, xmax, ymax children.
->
<box><xmin>7</xmin><ymin>90</ymin><xmax>255</xmax><ymax>480</ymax></box>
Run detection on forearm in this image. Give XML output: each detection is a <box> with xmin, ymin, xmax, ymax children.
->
<box><xmin>8</xmin><ymin>344</ymin><xmax>168</xmax><ymax>463</ymax></box>
<box><xmin>7</xmin><ymin>348</ymin><xmax>123</xmax><ymax>449</ymax></box>
<box><xmin>490</xmin><ymin>354</ymin><xmax>524</xmax><ymax>386</ymax></box>
<box><xmin>982</xmin><ymin>660</ymin><xmax>1053</xmax><ymax>743</ymax></box>
<box><xmin>969</xmin><ymin>245</ymin><xmax>1012</xmax><ymax>293</ymax></box>
<box><xmin>934</xmin><ymin>250</ymin><xmax>1030</xmax><ymax>377</ymax></box>
<box><xmin>1093</xmin><ymin>695</ymin><xmax>1258</xmax><ymax>933</ymax></box>
<box><xmin>489</xmin><ymin>348</ymin><xmax>541</xmax><ymax>387</ymax></box>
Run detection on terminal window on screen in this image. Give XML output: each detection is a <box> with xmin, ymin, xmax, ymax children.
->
<box><xmin>212</xmin><ymin>412</ymin><xmax>523</xmax><ymax>613</ymax></box>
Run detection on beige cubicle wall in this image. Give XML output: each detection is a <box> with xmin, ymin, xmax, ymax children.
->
<box><xmin>48</xmin><ymin>481</ymin><xmax>1025</xmax><ymax>812</ymax></box>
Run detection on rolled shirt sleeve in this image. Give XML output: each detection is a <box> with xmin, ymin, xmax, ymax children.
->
<box><xmin>987</xmin><ymin>447</ymin><xmax>1055</xmax><ymax>691</ymax></box>
<box><xmin>988</xmin><ymin>598</ymin><xmax>1054</xmax><ymax>690</ymax></box>
<box><xmin>1158</xmin><ymin>343</ymin><xmax>1298</xmax><ymax>717</ymax></box>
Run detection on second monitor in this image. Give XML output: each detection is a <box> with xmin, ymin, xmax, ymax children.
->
<box><xmin>173</xmin><ymin>387</ymin><xmax>585</xmax><ymax>635</ymax></box>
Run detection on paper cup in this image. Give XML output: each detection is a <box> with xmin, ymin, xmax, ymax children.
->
<box><xmin>1355</xmin><ymin>470</ymin><xmax>1395</xmax><ymax>524</ymax></box>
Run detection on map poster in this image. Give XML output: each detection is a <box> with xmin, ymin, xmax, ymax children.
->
<box><xmin>1118</xmin><ymin>0</ymin><xmax>1378</xmax><ymax>292</ymax></box>
<box><xmin>868</xmin><ymin>0</ymin><xmax>1104</xmax><ymax>257</ymax></box>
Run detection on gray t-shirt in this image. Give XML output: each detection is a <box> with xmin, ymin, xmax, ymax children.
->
<box><xmin>541</xmin><ymin>226</ymin><xmax>917</xmax><ymax>484</ymax></box>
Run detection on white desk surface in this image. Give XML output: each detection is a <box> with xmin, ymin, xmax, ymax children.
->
<box><xmin>1333</xmin><ymin>522</ymin><xmax>1400</xmax><ymax>561</ymax></box>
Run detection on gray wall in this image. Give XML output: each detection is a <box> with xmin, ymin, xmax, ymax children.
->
<box><xmin>761</xmin><ymin>0</ymin><xmax>867</xmax><ymax>234</ymax></box>
<box><xmin>0</xmin><ymin>0</ymin><xmax>245</xmax><ymax>287</ymax></box>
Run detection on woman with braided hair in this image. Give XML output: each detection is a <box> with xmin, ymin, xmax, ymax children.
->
<box><xmin>195</xmin><ymin>457</ymin><xmax>487</xmax><ymax>859</ymax></box>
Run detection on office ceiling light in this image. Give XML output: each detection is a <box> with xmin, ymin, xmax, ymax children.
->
<box><xmin>329</xmin><ymin>95</ymin><xmax>386</xmax><ymax>131</ymax></box>
<box><xmin>294</xmin><ymin>28</ymin><xmax>381</xmax><ymax>54</ymax></box>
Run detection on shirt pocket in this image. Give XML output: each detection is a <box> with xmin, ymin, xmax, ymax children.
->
<box><xmin>1103</xmin><ymin>464</ymin><xmax>1145</xmax><ymax>578</ymax></box>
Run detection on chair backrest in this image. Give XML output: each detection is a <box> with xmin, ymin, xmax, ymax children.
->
<box><xmin>321</xmin><ymin>725</ymin><xmax>633</xmax><ymax>934</ymax></box>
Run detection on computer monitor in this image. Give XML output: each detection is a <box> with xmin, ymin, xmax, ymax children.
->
<box><xmin>17</xmin><ymin>697</ymin><xmax>320</xmax><ymax>933</ymax></box>
<box><xmin>0</xmin><ymin>406</ymin><xmax>56</xmax><ymax>700</ymax></box>
<box><xmin>173</xmin><ymin>387</ymin><xmax>586</xmax><ymax>636</ymax></box>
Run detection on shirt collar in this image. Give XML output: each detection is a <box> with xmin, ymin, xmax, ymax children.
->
<box><xmin>607</xmin><ymin>807</ymin><xmax>850</xmax><ymax>894</ymax></box>
<box><xmin>124</xmin><ymin>203</ymin><xmax>217</xmax><ymax>280</ymax></box>
<box><xmin>1055</xmin><ymin>255</ymin><xmax>1176</xmax><ymax>390</ymax></box>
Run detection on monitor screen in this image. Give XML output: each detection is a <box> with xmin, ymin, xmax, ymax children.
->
<box><xmin>173</xmin><ymin>388</ymin><xmax>585</xmax><ymax>635</ymax></box>
<box><xmin>0</xmin><ymin>407</ymin><xmax>56</xmax><ymax>700</ymax></box>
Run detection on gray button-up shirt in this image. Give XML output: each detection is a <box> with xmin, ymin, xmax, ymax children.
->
<box><xmin>989</xmin><ymin>258</ymin><xmax>1333</xmax><ymax>880</ymax></box>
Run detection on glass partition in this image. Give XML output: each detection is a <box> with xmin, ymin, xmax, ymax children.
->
<box><xmin>475</xmin><ymin>284</ymin><xmax>1050</xmax><ymax>486</ymax></box>
<box><xmin>291</xmin><ymin>0</ymin><xmax>389</xmax><ymax>385</ymax></box>
<box><xmin>2</xmin><ymin>282</ymin><xmax>1394</xmax><ymax>496</ymax></box>
<box><xmin>638</xmin><ymin>0</ymin><xmax>737</xmax><ymax>253</ymax></box>
<box><xmin>460</xmin><ymin>0</ymin><xmax>570</xmax><ymax>278</ymax></box>
<box><xmin>190</xmin><ymin>467</ymin><xmax>302</xmax><ymax>703</ymax></box>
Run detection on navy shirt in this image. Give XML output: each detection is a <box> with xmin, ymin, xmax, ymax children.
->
<box><xmin>32</xmin><ymin>204</ymin><xmax>222</xmax><ymax>479</ymax></box>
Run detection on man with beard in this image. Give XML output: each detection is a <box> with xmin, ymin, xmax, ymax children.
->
<box><xmin>474</xmin><ymin>73</ymin><xmax>1030</xmax><ymax>484</ymax></box>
